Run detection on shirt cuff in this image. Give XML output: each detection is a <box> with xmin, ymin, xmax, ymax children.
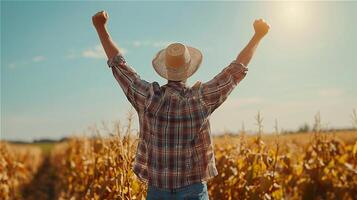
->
<box><xmin>225</xmin><ymin>60</ymin><xmax>248</xmax><ymax>75</ymax></box>
<box><xmin>107</xmin><ymin>53</ymin><xmax>126</xmax><ymax>68</ymax></box>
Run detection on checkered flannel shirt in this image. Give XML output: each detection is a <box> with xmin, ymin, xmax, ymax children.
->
<box><xmin>107</xmin><ymin>53</ymin><xmax>248</xmax><ymax>189</ymax></box>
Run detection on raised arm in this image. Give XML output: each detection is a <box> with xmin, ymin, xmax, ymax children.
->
<box><xmin>236</xmin><ymin>19</ymin><xmax>270</xmax><ymax>67</ymax></box>
<box><xmin>91</xmin><ymin>11</ymin><xmax>151</xmax><ymax>112</ymax></box>
<box><xmin>200</xmin><ymin>19</ymin><xmax>270</xmax><ymax>114</ymax></box>
<box><xmin>92</xmin><ymin>11</ymin><xmax>120</xmax><ymax>60</ymax></box>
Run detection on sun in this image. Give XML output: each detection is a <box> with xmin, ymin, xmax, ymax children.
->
<box><xmin>269</xmin><ymin>1</ymin><xmax>319</xmax><ymax>40</ymax></box>
<box><xmin>282</xmin><ymin>2</ymin><xmax>309</xmax><ymax>30</ymax></box>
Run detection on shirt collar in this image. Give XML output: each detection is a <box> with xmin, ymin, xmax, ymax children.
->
<box><xmin>165</xmin><ymin>81</ymin><xmax>188</xmax><ymax>94</ymax></box>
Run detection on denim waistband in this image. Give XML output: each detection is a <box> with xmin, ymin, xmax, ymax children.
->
<box><xmin>148</xmin><ymin>181</ymin><xmax>207</xmax><ymax>193</ymax></box>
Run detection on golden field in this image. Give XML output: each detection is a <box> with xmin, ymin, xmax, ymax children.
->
<box><xmin>1</xmin><ymin>114</ymin><xmax>356</xmax><ymax>200</ymax></box>
<box><xmin>0</xmin><ymin>142</ymin><xmax>43</xmax><ymax>199</ymax></box>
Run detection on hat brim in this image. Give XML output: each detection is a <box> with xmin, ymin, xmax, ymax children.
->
<box><xmin>152</xmin><ymin>46</ymin><xmax>203</xmax><ymax>81</ymax></box>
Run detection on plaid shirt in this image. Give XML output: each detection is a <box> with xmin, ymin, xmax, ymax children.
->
<box><xmin>107</xmin><ymin>54</ymin><xmax>248</xmax><ymax>189</ymax></box>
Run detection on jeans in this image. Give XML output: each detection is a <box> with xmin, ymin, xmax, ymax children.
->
<box><xmin>146</xmin><ymin>181</ymin><xmax>209</xmax><ymax>200</ymax></box>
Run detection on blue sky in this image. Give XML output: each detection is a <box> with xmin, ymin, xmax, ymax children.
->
<box><xmin>1</xmin><ymin>1</ymin><xmax>356</xmax><ymax>141</ymax></box>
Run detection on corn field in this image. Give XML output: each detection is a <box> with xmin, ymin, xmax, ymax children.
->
<box><xmin>0</xmin><ymin>143</ymin><xmax>43</xmax><ymax>199</ymax></box>
<box><xmin>1</xmin><ymin>112</ymin><xmax>357</xmax><ymax>200</ymax></box>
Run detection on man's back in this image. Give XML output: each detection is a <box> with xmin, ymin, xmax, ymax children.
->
<box><xmin>107</xmin><ymin>54</ymin><xmax>247</xmax><ymax>189</ymax></box>
<box><xmin>140</xmin><ymin>81</ymin><xmax>215</xmax><ymax>189</ymax></box>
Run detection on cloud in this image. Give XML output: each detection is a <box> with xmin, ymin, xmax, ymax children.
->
<box><xmin>318</xmin><ymin>88</ymin><xmax>344</xmax><ymax>97</ymax></box>
<box><xmin>32</xmin><ymin>55</ymin><xmax>46</xmax><ymax>62</ymax></box>
<box><xmin>131</xmin><ymin>40</ymin><xmax>173</xmax><ymax>48</ymax></box>
<box><xmin>7</xmin><ymin>55</ymin><xmax>46</xmax><ymax>69</ymax></box>
<box><xmin>152</xmin><ymin>41</ymin><xmax>173</xmax><ymax>48</ymax></box>
<box><xmin>8</xmin><ymin>63</ymin><xmax>17</xmax><ymax>69</ymax></box>
<box><xmin>81</xmin><ymin>45</ymin><xmax>128</xmax><ymax>59</ymax></box>
<box><xmin>133</xmin><ymin>41</ymin><xmax>143</xmax><ymax>47</ymax></box>
<box><xmin>119</xmin><ymin>47</ymin><xmax>128</xmax><ymax>55</ymax></box>
<box><xmin>82</xmin><ymin>45</ymin><xmax>106</xmax><ymax>59</ymax></box>
<box><xmin>76</xmin><ymin>41</ymin><xmax>174</xmax><ymax>61</ymax></box>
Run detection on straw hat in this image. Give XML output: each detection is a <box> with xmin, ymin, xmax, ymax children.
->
<box><xmin>152</xmin><ymin>43</ymin><xmax>203</xmax><ymax>81</ymax></box>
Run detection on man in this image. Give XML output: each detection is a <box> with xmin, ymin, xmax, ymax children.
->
<box><xmin>92</xmin><ymin>10</ymin><xmax>270</xmax><ymax>200</ymax></box>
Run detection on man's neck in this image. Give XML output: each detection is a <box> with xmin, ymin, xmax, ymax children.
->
<box><xmin>167</xmin><ymin>80</ymin><xmax>186</xmax><ymax>85</ymax></box>
<box><xmin>167</xmin><ymin>80</ymin><xmax>186</xmax><ymax>86</ymax></box>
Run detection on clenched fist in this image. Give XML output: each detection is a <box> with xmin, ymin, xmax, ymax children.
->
<box><xmin>92</xmin><ymin>11</ymin><xmax>109</xmax><ymax>28</ymax></box>
<box><xmin>253</xmin><ymin>19</ymin><xmax>270</xmax><ymax>38</ymax></box>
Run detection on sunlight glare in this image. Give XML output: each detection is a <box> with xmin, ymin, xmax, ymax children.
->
<box><xmin>282</xmin><ymin>2</ymin><xmax>308</xmax><ymax>31</ymax></box>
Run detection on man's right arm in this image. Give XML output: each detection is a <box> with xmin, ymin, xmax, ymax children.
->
<box><xmin>92</xmin><ymin>11</ymin><xmax>151</xmax><ymax>112</ymax></box>
<box><xmin>92</xmin><ymin>11</ymin><xmax>120</xmax><ymax>60</ymax></box>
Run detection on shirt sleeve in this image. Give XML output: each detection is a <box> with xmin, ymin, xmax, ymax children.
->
<box><xmin>200</xmin><ymin>60</ymin><xmax>248</xmax><ymax>114</ymax></box>
<box><xmin>107</xmin><ymin>53</ymin><xmax>151</xmax><ymax>112</ymax></box>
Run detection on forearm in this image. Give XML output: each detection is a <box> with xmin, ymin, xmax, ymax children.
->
<box><xmin>95</xmin><ymin>25</ymin><xmax>120</xmax><ymax>60</ymax></box>
<box><xmin>236</xmin><ymin>34</ymin><xmax>262</xmax><ymax>67</ymax></box>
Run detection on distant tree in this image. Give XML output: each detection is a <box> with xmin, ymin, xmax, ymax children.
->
<box><xmin>297</xmin><ymin>123</ymin><xmax>310</xmax><ymax>133</ymax></box>
<box><xmin>33</xmin><ymin>139</ymin><xmax>57</xmax><ymax>143</ymax></box>
<box><xmin>281</xmin><ymin>129</ymin><xmax>294</xmax><ymax>135</ymax></box>
<box><xmin>59</xmin><ymin>137</ymin><xmax>69</xmax><ymax>142</ymax></box>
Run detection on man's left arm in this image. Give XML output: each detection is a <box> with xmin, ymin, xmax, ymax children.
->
<box><xmin>200</xmin><ymin>19</ymin><xmax>270</xmax><ymax>114</ymax></box>
<box><xmin>235</xmin><ymin>19</ymin><xmax>270</xmax><ymax>67</ymax></box>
